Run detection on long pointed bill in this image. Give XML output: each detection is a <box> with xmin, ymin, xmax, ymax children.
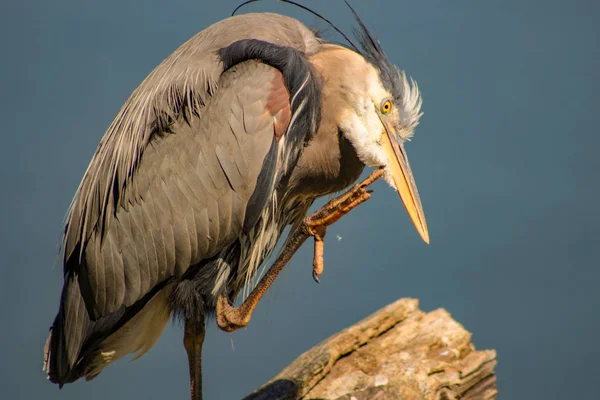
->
<box><xmin>379</xmin><ymin>125</ymin><xmax>430</xmax><ymax>244</ymax></box>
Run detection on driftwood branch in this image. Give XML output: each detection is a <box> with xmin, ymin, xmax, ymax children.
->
<box><xmin>244</xmin><ymin>298</ymin><xmax>497</xmax><ymax>400</ymax></box>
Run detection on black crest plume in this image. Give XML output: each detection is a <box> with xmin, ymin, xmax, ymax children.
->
<box><xmin>232</xmin><ymin>1</ymin><xmax>408</xmax><ymax>102</ymax></box>
<box><xmin>232</xmin><ymin>0</ymin><xmax>359</xmax><ymax>52</ymax></box>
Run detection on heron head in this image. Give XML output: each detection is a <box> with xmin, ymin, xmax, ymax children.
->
<box><xmin>312</xmin><ymin>25</ymin><xmax>429</xmax><ymax>243</ymax></box>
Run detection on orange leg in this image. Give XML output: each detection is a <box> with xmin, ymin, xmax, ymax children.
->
<box><xmin>183</xmin><ymin>317</ymin><xmax>205</xmax><ymax>400</ymax></box>
<box><xmin>216</xmin><ymin>168</ymin><xmax>384</xmax><ymax>332</ymax></box>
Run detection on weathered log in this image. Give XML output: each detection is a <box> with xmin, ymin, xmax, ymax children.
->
<box><xmin>244</xmin><ymin>298</ymin><xmax>497</xmax><ymax>400</ymax></box>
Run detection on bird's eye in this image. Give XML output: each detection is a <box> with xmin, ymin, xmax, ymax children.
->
<box><xmin>381</xmin><ymin>100</ymin><xmax>392</xmax><ymax>114</ymax></box>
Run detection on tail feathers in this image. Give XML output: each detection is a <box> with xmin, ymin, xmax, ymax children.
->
<box><xmin>44</xmin><ymin>275</ymin><xmax>174</xmax><ymax>386</ymax></box>
<box><xmin>44</xmin><ymin>273</ymin><xmax>91</xmax><ymax>386</ymax></box>
<box><xmin>83</xmin><ymin>283</ymin><xmax>174</xmax><ymax>379</ymax></box>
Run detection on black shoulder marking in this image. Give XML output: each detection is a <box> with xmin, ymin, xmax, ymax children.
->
<box><xmin>219</xmin><ymin>39</ymin><xmax>323</xmax><ymax>233</ymax></box>
<box><xmin>218</xmin><ymin>39</ymin><xmax>322</xmax><ymax>151</ymax></box>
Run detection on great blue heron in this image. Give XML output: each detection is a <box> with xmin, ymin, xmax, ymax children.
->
<box><xmin>43</xmin><ymin>2</ymin><xmax>429</xmax><ymax>399</ymax></box>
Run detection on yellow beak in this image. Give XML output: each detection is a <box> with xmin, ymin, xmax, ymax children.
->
<box><xmin>379</xmin><ymin>123</ymin><xmax>430</xmax><ymax>244</ymax></box>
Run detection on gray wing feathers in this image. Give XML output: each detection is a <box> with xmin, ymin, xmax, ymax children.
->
<box><xmin>47</xmin><ymin>13</ymin><xmax>322</xmax><ymax>382</ymax></box>
<box><xmin>63</xmin><ymin>13</ymin><xmax>321</xmax><ymax>265</ymax></box>
<box><xmin>82</xmin><ymin>62</ymin><xmax>280</xmax><ymax>318</ymax></box>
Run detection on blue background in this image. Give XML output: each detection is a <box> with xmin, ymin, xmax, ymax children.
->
<box><xmin>1</xmin><ymin>0</ymin><xmax>598</xmax><ymax>398</ymax></box>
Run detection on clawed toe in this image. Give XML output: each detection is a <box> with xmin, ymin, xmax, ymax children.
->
<box><xmin>303</xmin><ymin>168</ymin><xmax>383</xmax><ymax>283</ymax></box>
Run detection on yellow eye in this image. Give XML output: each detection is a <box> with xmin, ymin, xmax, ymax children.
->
<box><xmin>381</xmin><ymin>100</ymin><xmax>392</xmax><ymax>114</ymax></box>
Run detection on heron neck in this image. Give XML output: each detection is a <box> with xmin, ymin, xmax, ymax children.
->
<box><xmin>283</xmin><ymin>121</ymin><xmax>365</xmax><ymax>202</ymax></box>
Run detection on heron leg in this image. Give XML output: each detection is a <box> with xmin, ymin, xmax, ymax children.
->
<box><xmin>184</xmin><ymin>317</ymin><xmax>205</xmax><ymax>400</ymax></box>
<box><xmin>216</xmin><ymin>168</ymin><xmax>384</xmax><ymax>333</ymax></box>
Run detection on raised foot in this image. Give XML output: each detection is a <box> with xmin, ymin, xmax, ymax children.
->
<box><xmin>214</xmin><ymin>168</ymin><xmax>384</xmax><ymax>333</ymax></box>
<box><xmin>306</xmin><ymin>168</ymin><xmax>384</xmax><ymax>282</ymax></box>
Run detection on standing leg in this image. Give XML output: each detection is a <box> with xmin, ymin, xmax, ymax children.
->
<box><xmin>184</xmin><ymin>316</ymin><xmax>205</xmax><ymax>400</ymax></box>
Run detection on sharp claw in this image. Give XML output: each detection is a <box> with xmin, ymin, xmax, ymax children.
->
<box><xmin>303</xmin><ymin>169</ymin><xmax>383</xmax><ymax>287</ymax></box>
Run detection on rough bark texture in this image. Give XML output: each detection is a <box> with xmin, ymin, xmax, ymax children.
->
<box><xmin>244</xmin><ymin>298</ymin><xmax>497</xmax><ymax>400</ymax></box>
